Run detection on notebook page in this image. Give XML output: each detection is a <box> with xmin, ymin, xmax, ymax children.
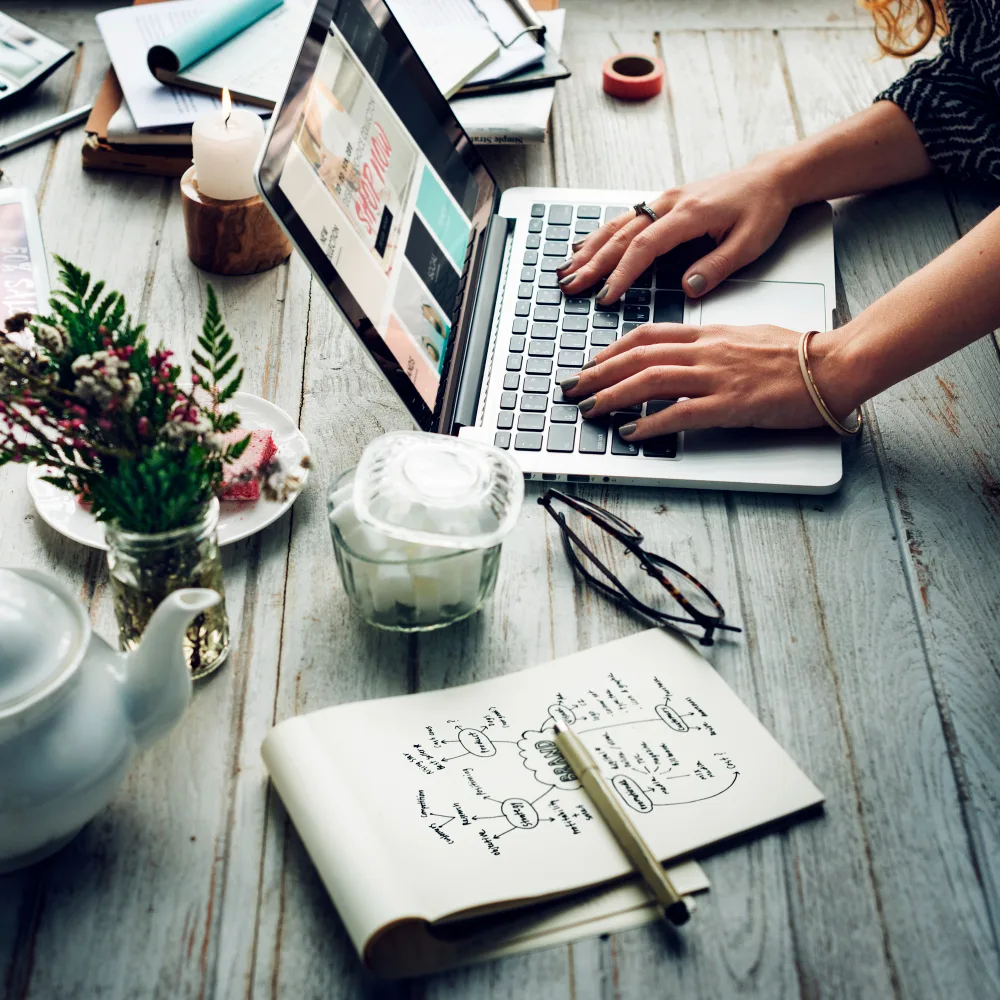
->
<box><xmin>262</xmin><ymin>715</ymin><xmax>424</xmax><ymax>957</ymax></box>
<box><xmin>95</xmin><ymin>3</ymin><xmax>264</xmax><ymax>129</ymax></box>
<box><xmin>263</xmin><ymin>629</ymin><xmax>823</xmax><ymax>928</ymax></box>
<box><xmin>385</xmin><ymin>0</ymin><xmax>500</xmax><ymax>98</ymax></box>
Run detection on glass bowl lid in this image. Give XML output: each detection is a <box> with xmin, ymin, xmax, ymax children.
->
<box><xmin>352</xmin><ymin>432</ymin><xmax>524</xmax><ymax>550</ymax></box>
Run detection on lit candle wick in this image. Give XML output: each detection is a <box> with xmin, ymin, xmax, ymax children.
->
<box><xmin>221</xmin><ymin>86</ymin><xmax>232</xmax><ymax>128</ymax></box>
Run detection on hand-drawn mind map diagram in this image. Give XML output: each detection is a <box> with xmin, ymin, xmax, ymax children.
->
<box><xmin>402</xmin><ymin>672</ymin><xmax>740</xmax><ymax>856</ymax></box>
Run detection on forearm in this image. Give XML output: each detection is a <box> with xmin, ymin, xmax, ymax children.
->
<box><xmin>757</xmin><ymin>101</ymin><xmax>935</xmax><ymax>207</ymax></box>
<box><xmin>822</xmin><ymin>206</ymin><xmax>1000</xmax><ymax>409</ymax></box>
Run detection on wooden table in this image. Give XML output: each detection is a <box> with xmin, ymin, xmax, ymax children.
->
<box><xmin>3</xmin><ymin>2</ymin><xmax>1000</xmax><ymax>997</ymax></box>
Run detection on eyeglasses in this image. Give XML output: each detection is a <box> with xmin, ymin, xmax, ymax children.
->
<box><xmin>538</xmin><ymin>489</ymin><xmax>741</xmax><ymax>647</ymax></box>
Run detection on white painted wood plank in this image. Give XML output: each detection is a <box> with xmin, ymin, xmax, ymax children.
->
<box><xmin>0</xmin><ymin>27</ymin><xmax>143</xmax><ymax>992</ymax></box>
<box><xmin>1</xmin><ymin>2</ymin><xmax>125</xmax><ymax>37</ymax></box>
<box><xmin>542</xmin><ymin>24</ymin><xmax>802</xmax><ymax>1000</ymax></box>
<box><xmin>248</xmin><ymin>89</ymin><xmax>581</xmax><ymax>1000</ymax></box>
<box><xmin>249</xmin><ymin>260</ymin><xmax>417</xmax><ymax>1000</ymax></box>
<box><xmin>660</xmin><ymin>33</ymin><xmax>731</xmax><ymax>183</ymax></box>
<box><xmin>136</xmin><ymin>202</ymin><xmax>304</xmax><ymax>1000</ymax></box>
<box><xmin>831</xmin><ymin>187</ymin><xmax>1000</xmax><ymax>994</ymax></box>
<box><xmin>783</xmin><ymin>27</ymin><xmax>1000</xmax><ymax>995</ymax></box>
<box><xmin>659</xmin><ymin>26</ymin><xmax>927</xmax><ymax>999</ymax></box>
<box><xmin>0</xmin><ymin>8</ymin><xmax>306</xmax><ymax>996</ymax></box>
<box><xmin>2</xmin><ymin>145</ymin><xmax>305</xmax><ymax>1000</ymax></box>
<box><xmin>554</xmin><ymin>30</ymin><xmax>677</xmax><ymax>190</ymax></box>
<box><xmin>6</xmin><ymin>5</ymin><xmax>1000</xmax><ymax>999</ymax></box>
<box><xmin>567</xmin><ymin>0</ymin><xmax>868</xmax><ymax>31</ymax></box>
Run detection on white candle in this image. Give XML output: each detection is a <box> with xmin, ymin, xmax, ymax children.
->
<box><xmin>191</xmin><ymin>88</ymin><xmax>265</xmax><ymax>201</ymax></box>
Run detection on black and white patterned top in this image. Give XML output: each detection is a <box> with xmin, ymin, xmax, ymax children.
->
<box><xmin>876</xmin><ymin>0</ymin><xmax>1000</xmax><ymax>182</ymax></box>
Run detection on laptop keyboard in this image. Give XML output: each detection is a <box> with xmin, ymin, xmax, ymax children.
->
<box><xmin>493</xmin><ymin>202</ymin><xmax>682</xmax><ymax>460</ymax></box>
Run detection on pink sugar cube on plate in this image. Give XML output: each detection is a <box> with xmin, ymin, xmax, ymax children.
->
<box><xmin>220</xmin><ymin>428</ymin><xmax>277</xmax><ymax>502</ymax></box>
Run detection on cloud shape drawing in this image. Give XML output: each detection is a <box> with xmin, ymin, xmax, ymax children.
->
<box><xmin>517</xmin><ymin>730</ymin><xmax>581</xmax><ymax>789</ymax></box>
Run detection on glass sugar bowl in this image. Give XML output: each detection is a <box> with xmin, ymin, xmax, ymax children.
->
<box><xmin>327</xmin><ymin>432</ymin><xmax>524</xmax><ymax>632</ymax></box>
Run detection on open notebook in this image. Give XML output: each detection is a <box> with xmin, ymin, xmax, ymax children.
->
<box><xmin>262</xmin><ymin>629</ymin><xmax>822</xmax><ymax>976</ymax></box>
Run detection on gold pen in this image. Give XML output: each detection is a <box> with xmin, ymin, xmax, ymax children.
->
<box><xmin>553</xmin><ymin>720</ymin><xmax>694</xmax><ymax>926</ymax></box>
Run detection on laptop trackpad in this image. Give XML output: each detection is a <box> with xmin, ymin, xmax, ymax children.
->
<box><xmin>692</xmin><ymin>278</ymin><xmax>827</xmax><ymax>333</ymax></box>
<box><xmin>681</xmin><ymin>277</ymin><xmax>837</xmax><ymax>460</ymax></box>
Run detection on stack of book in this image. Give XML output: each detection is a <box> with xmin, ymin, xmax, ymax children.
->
<box><xmin>83</xmin><ymin>0</ymin><xmax>567</xmax><ymax>177</ymax></box>
<box><xmin>85</xmin><ymin>0</ymin><xmax>307</xmax><ymax>176</ymax></box>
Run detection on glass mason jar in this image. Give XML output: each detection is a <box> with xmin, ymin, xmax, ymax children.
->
<box><xmin>105</xmin><ymin>498</ymin><xmax>230</xmax><ymax>679</ymax></box>
<box><xmin>328</xmin><ymin>469</ymin><xmax>503</xmax><ymax>632</ymax></box>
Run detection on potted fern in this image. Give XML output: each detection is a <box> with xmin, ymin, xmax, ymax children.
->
<box><xmin>1</xmin><ymin>257</ymin><xmax>261</xmax><ymax>678</ymax></box>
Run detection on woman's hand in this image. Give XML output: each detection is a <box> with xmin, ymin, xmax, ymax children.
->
<box><xmin>558</xmin><ymin>323</ymin><xmax>861</xmax><ymax>440</ymax></box>
<box><xmin>555</xmin><ymin>154</ymin><xmax>796</xmax><ymax>303</ymax></box>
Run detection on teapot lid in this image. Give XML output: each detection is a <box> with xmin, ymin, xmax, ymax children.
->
<box><xmin>0</xmin><ymin>568</ymin><xmax>86</xmax><ymax>714</ymax></box>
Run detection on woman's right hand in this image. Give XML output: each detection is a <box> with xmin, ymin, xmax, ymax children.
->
<box><xmin>556</xmin><ymin>153</ymin><xmax>797</xmax><ymax>303</ymax></box>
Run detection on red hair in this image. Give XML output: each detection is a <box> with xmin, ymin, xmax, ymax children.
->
<box><xmin>859</xmin><ymin>0</ymin><xmax>950</xmax><ymax>56</ymax></box>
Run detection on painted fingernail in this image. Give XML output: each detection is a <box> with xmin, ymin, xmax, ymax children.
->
<box><xmin>595</xmin><ymin>284</ymin><xmax>609</xmax><ymax>303</ymax></box>
<box><xmin>618</xmin><ymin>421</ymin><xmax>638</xmax><ymax>437</ymax></box>
<box><xmin>556</xmin><ymin>257</ymin><xmax>574</xmax><ymax>270</ymax></box>
<box><xmin>578</xmin><ymin>396</ymin><xmax>597</xmax><ymax>414</ymax></box>
<box><xmin>558</xmin><ymin>274</ymin><xmax>575</xmax><ymax>287</ymax></box>
<box><xmin>580</xmin><ymin>359</ymin><xmax>597</xmax><ymax>371</ymax></box>
<box><xmin>572</xmin><ymin>239</ymin><xmax>586</xmax><ymax>251</ymax></box>
<box><xmin>559</xmin><ymin>374</ymin><xmax>579</xmax><ymax>392</ymax></box>
<box><xmin>687</xmin><ymin>273</ymin><xmax>706</xmax><ymax>294</ymax></box>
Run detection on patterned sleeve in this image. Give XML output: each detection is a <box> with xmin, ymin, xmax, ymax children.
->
<box><xmin>876</xmin><ymin>52</ymin><xmax>1000</xmax><ymax>183</ymax></box>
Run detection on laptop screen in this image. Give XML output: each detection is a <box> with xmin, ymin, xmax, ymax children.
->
<box><xmin>258</xmin><ymin>0</ymin><xmax>498</xmax><ymax>431</ymax></box>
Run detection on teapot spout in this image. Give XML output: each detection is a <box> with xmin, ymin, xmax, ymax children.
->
<box><xmin>121</xmin><ymin>589</ymin><xmax>220</xmax><ymax>747</ymax></box>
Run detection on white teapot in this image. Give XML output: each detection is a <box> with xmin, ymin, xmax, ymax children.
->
<box><xmin>0</xmin><ymin>567</ymin><xmax>219</xmax><ymax>872</ymax></box>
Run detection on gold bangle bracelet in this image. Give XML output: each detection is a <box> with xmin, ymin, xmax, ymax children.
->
<box><xmin>797</xmin><ymin>330</ymin><xmax>863</xmax><ymax>437</ymax></box>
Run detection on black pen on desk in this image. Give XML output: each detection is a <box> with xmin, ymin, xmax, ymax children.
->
<box><xmin>553</xmin><ymin>719</ymin><xmax>695</xmax><ymax>927</ymax></box>
<box><xmin>0</xmin><ymin>105</ymin><xmax>93</xmax><ymax>158</ymax></box>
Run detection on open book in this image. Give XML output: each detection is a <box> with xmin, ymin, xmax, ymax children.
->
<box><xmin>262</xmin><ymin>629</ymin><xmax>823</xmax><ymax>977</ymax></box>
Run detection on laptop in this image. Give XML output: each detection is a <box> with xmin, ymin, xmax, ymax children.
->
<box><xmin>257</xmin><ymin>0</ymin><xmax>843</xmax><ymax>494</ymax></box>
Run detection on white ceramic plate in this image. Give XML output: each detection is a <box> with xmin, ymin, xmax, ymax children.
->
<box><xmin>26</xmin><ymin>393</ymin><xmax>309</xmax><ymax>550</ymax></box>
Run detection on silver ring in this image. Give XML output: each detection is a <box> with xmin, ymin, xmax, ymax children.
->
<box><xmin>634</xmin><ymin>201</ymin><xmax>657</xmax><ymax>223</ymax></box>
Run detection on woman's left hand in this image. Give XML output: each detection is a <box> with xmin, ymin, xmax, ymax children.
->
<box><xmin>558</xmin><ymin>323</ymin><xmax>859</xmax><ymax>440</ymax></box>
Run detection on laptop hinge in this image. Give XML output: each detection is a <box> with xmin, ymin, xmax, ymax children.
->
<box><xmin>451</xmin><ymin>214</ymin><xmax>515</xmax><ymax>432</ymax></box>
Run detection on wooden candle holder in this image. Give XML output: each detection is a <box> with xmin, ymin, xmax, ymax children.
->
<box><xmin>180</xmin><ymin>166</ymin><xmax>292</xmax><ymax>276</ymax></box>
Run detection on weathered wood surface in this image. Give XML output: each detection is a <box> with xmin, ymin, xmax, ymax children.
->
<box><xmin>2</xmin><ymin>2</ymin><xmax>999</xmax><ymax>998</ymax></box>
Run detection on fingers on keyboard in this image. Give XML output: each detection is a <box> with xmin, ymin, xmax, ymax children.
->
<box><xmin>500</xmin><ymin>202</ymin><xmax>681</xmax><ymax>461</ymax></box>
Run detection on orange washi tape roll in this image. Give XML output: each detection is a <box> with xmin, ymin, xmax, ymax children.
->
<box><xmin>602</xmin><ymin>53</ymin><xmax>664</xmax><ymax>100</ymax></box>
